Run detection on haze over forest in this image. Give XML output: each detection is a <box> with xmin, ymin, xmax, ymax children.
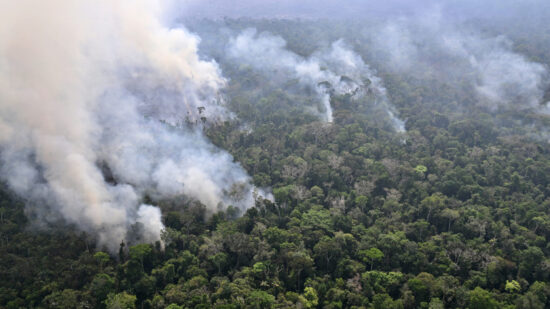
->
<box><xmin>1</xmin><ymin>0</ymin><xmax>550</xmax><ymax>308</ymax></box>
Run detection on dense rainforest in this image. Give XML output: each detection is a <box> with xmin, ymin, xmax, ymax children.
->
<box><xmin>2</xmin><ymin>16</ymin><xmax>550</xmax><ymax>309</ymax></box>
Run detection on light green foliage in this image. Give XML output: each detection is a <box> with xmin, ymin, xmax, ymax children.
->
<box><xmin>310</xmin><ymin>186</ymin><xmax>324</xmax><ymax>199</ymax></box>
<box><xmin>302</xmin><ymin>287</ymin><xmax>319</xmax><ymax>308</ymax></box>
<box><xmin>105</xmin><ymin>292</ymin><xmax>136</xmax><ymax>309</ymax></box>
<box><xmin>359</xmin><ymin>248</ymin><xmax>384</xmax><ymax>270</ymax></box>
<box><xmin>94</xmin><ymin>251</ymin><xmax>110</xmax><ymax>269</ymax></box>
<box><xmin>415</xmin><ymin>165</ymin><xmax>428</xmax><ymax>175</ymax></box>
<box><xmin>505</xmin><ymin>280</ymin><xmax>521</xmax><ymax>293</ymax></box>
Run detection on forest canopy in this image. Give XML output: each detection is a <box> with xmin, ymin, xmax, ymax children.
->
<box><xmin>1</xmin><ymin>1</ymin><xmax>550</xmax><ymax>308</ymax></box>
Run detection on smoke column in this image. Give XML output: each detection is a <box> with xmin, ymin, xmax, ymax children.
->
<box><xmin>227</xmin><ymin>29</ymin><xmax>405</xmax><ymax>130</ymax></box>
<box><xmin>0</xmin><ymin>0</ymin><xmax>264</xmax><ymax>252</ymax></box>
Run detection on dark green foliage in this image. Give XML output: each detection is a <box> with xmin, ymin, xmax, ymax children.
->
<box><xmin>2</xmin><ymin>18</ymin><xmax>550</xmax><ymax>308</ymax></box>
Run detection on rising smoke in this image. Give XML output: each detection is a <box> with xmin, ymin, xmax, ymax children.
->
<box><xmin>2</xmin><ymin>0</ymin><xmax>549</xmax><ymax>252</ymax></box>
<box><xmin>365</xmin><ymin>9</ymin><xmax>550</xmax><ymax>112</ymax></box>
<box><xmin>182</xmin><ymin>0</ymin><xmax>549</xmax><ymax>115</ymax></box>
<box><xmin>227</xmin><ymin>29</ymin><xmax>405</xmax><ymax>130</ymax></box>
<box><xmin>0</xmin><ymin>0</ymin><xmax>265</xmax><ymax>252</ymax></box>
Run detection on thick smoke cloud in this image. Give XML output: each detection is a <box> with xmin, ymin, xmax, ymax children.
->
<box><xmin>227</xmin><ymin>29</ymin><xmax>405</xmax><ymax>130</ymax></box>
<box><xmin>0</xmin><ymin>0</ymin><xmax>264</xmax><ymax>252</ymax></box>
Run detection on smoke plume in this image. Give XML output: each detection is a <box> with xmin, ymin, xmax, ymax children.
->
<box><xmin>0</xmin><ymin>0</ymin><xmax>264</xmax><ymax>252</ymax></box>
<box><xmin>227</xmin><ymin>29</ymin><xmax>405</xmax><ymax>130</ymax></box>
<box><xmin>366</xmin><ymin>10</ymin><xmax>549</xmax><ymax>112</ymax></box>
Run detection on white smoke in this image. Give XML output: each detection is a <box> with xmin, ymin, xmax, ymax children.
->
<box><xmin>0</xmin><ymin>0</ymin><xmax>264</xmax><ymax>252</ymax></box>
<box><xmin>368</xmin><ymin>10</ymin><xmax>549</xmax><ymax>112</ymax></box>
<box><xmin>471</xmin><ymin>39</ymin><xmax>548</xmax><ymax>110</ymax></box>
<box><xmin>227</xmin><ymin>29</ymin><xmax>334</xmax><ymax>122</ymax></box>
<box><xmin>227</xmin><ymin>29</ymin><xmax>405</xmax><ymax>130</ymax></box>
